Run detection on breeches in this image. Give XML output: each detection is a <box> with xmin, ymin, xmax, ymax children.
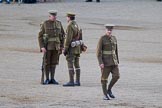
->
<box><xmin>101</xmin><ymin>65</ymin><xmax>120</xmax><ymax>83</ymax></box>
<box><xmin>66</xmin><ymin>54</ymin><xmax>80</xmax><ymax>70</ymax></box>
<box><xmin>45</xmin><ymin>50</ymin><xmax>59</xmax><ymax>68</ymax></box>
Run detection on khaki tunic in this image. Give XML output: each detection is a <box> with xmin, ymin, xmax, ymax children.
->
<box><xmin>97</xmin><ymin>35</ymin><xmax>119</xmax><ymax>66</ymax></box>
<box><xmin>64</xmin><ymin>20</ymin><xmax>81</xmax><ymax>55</ymax></box>
<box><xmin>38</xmin><ymin>20</ymin><xmax>65</xmax><ymax>51</ymax></box>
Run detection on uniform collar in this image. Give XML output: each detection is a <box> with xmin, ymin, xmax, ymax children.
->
<box><xmin>105</xmin><ymin>34</ymin><xmax>112</xmax><ymax>39</ymax></box>
<box><xmin>48</xmin><ymin>19</ymin><xmax>56</xmax><ymax>22</ymax></box>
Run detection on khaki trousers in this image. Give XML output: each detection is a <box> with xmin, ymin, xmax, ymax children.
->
<box><xmin>45</xmin><ymin>50</ymin><xmax>59</xmax><ymax>79</ymax></box>
<box><xmin>101</xmin><ymin>65</ymin><xmax>120</xmax><ymax>95</ymax></box>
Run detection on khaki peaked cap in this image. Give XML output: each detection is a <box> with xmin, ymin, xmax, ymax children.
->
<box><xmin>66</xmin><ymin>12</ymin><xmax>76</xmax><ymax>17</ymax></box>
<box><xmin>104</xmin><ymin>24</ymin><xmax>115</xmax><ymax>30</ymax></box>
<box><xmin>48</xmin><ymin>10</ymin><xmax>57</xmax><ymax>16</ymax></box>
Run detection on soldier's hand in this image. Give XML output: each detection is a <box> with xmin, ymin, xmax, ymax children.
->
<box><xmin>100</xmin><ymin>64</ymin><xmax>104</xmax><ymax>69</ymax></box>
<box><xmin>41</xmin><ymin>48</ymin><xmax>46</xmax><ymax>53</ymax></box>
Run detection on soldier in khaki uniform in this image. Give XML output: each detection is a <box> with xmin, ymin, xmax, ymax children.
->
<box><xmin>63</xmin><ymin>13</ymin><xmax>83</xmax><ymax>87</ymax></box>
<box><xmin>38</xmin><ymin>10</ymin><xmax>65</xmax><ymax>85</ymax></box>
<box><xmin>97</xmin><ymin>24</ymin><xmax>120</xmax><ymax>100</ymax></box>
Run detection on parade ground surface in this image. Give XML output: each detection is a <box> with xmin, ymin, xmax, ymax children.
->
<box><xmin>0</xmin><ymin>0</ymin><xmax>162</xmax><ymax>108</ymax></box>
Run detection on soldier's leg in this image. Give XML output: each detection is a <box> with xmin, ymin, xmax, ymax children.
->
<box><xmin>75</xmin><ymin>69</ymin><xmax>80</xmax><ymax>86</ymax></box>
<box><xmin>51</xmin><ymin>50</ymin><xmax>60</xmax><ymax>66</ymax></box>
<box><xmin>63</xmin><ymin>55</ymin><xmax>75</xmax><ymax>86</ymax></box>
<box><xmin>74</xmin><ymin>54</ymin><xmax>80</xmax><ymax>86</ymax></box>
<box><xmin>107</xmin><ymin>65</ymin><xmax>120</xmax><ymax>98</ymax></box>
<box><xmin>50</xmin><ymin>65</ymin><xmax>59</xmax><ymax>85</ymax></box>
<box><xmin>101</xmin><ymin>66</ymin><xmax>111</xmax><ymax>100</ymax></box>
<box><xmin>44</xmin><ymin>66</ymin><xmax>50</xmax><ymax>84</ymax></box>
<box><xmin>50</xmin><ymin>66</ymin><xmax>55</xmax><ymax>80</ymax></box>
<box><xmin>44</xmin><ymin>50</ymin><xmax>51</xmax><ymax>84</ymax></box>
<box><xmin>50</xmin><ymin>50</ymin><xmax>59</xmax><ymax>84</ymax></box>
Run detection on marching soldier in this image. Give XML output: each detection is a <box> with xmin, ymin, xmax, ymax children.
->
<box><xmin>97</xmin><ymin>24</ymin><xmax>120</xmax><ymax>100</ymax></box>
<box><xmin>63</xmin><ymin>12</ymin><xmax>86</xmax><ymax>87</ymax></box>
<box><xmin>38</xmin><ymin>10</ymin><xmax>65</xmax><ymax>85</ymax></box>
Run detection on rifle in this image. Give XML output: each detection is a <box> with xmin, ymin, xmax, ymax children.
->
<box><xmin>41</xmin><ymin>34</ymin><xmax>48</xmax><ymax>84</ymax></box>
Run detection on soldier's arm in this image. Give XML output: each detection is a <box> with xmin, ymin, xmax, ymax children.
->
<box><xmin>96</xmin><ymin>37</ymin><xmax>103</xmax><ymax>65</ymax></box>
<box><xmin>113</xmin><ymin>36</ymin><xmax>119</xmax><ymax>64</ymax></box>
<box><xmin>38</xmin><ymin>22</ymin><xmax>45</xmax><ymax>52</ymax></box>
<box><xmin>64</xmin><ymin>25</ymin><xmax>73</xmax><ymax>51</ymax></box>
<box><xmin>60</xmin><ymin>23</ymin><xmax>65</xmax><ymax>48</ymax></box>
<box><xmin>116</xmin><ymin>41</ymin><xmax>119</xmax><ymax>64</ymax></box>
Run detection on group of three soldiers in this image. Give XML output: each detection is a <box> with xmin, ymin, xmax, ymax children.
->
<box><xmin>38</xmin><ymin>10</ymin><xmax>120</xmax><ymax>100</ymax></box>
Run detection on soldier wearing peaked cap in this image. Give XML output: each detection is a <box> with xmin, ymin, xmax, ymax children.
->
<box><xmin>38</xmin><ymin>10</ymin><xmax>65</xmax><ymax>85</ymax></box>
<box><xmin>63</xmin><ymin>12</ymin><xmax>86</xmax><ymax>87</ymax></box>
<box><xmin>97</xmin><ymin>24</ymin><xmax>120</xmax><ymax>100</ymax></box>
